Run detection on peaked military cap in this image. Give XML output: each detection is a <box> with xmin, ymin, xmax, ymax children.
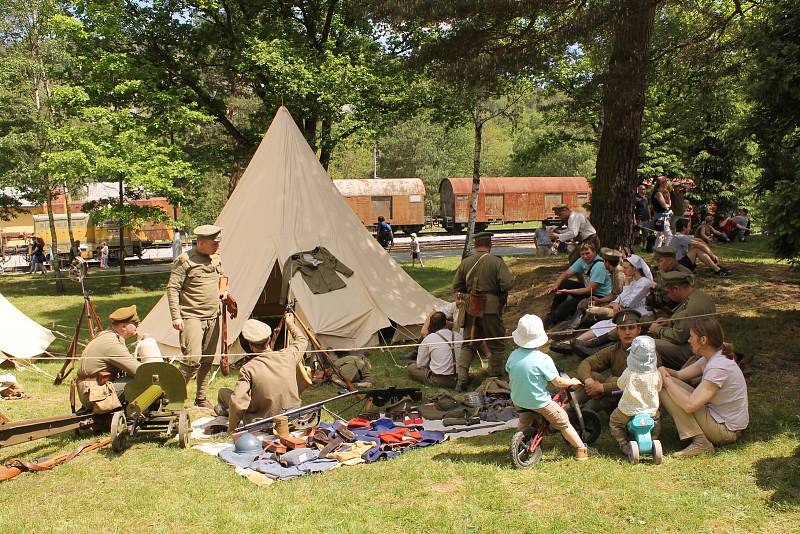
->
<box><xmin>552</xmin><ymin>203</ymin><xmax>569</xmax><ymax>212</ymax></box>
<box><xmin>474</xmin><ymin>231</ymin><xmax>494</xmax><ymax>242</ymax></box>
<box><xmin>194</xmin><ymin>224</ymin><xmax>222</xmax><ymax>242</ymax></box>
<box><xmin>660</xmin><ymin>270</ymin><xmax>695</xmax><ymax>287</ymax></box>
<box><xmin>653</xmin><ymin>246</ymin><xmax>677</xmax><ymax>258</ymax></box>
<box><xmin>109</xmin><ymin>305</ymin><xmax>139</xmax><ymax>323</ymax></box>
<box><xmin>241</xmin><ymin>319</ymin><xmax>272</xmax><ymax>345</ymax></box>
<box><xmin>612</xmin><ymin>308</ymin><xmax>642</xmax><ymax>326</ymax></box>
<box><xmin>600</xmin><ymin>247</ymin><xmax>623</xmax><ymax>262</ymax></box>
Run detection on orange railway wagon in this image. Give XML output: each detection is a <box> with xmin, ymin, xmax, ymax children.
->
<box><xmin>333</xmin><ymin>178</ymin><xmax>426</xmax><ymax>234</ymax></box>
<box><xmin>439</xmin><ymin>176</ymin><xmax>591</xmax><ymax>232</ymax></box>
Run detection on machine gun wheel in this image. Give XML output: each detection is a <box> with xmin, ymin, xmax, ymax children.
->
<box><xmin>177</xmin><ymin>410</ymin><xmax>191</xmax><ymax>449</ymax></box>
<box><xmin>110</xmin><ymin>412</ymin><xmax>129</xmax><ymax>453</ymax></box>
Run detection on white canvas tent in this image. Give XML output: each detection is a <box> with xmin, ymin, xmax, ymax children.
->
<box><xmin>140</xmin><ymin>107</ymin><xmax>443</xmax><ymax>354</ymax></box>
<box><xmin>0</xmin><ymin>292</ymin><xmax>55</xmax><ymax>362</ymax></box>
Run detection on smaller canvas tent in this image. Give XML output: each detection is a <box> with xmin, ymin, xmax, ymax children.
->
<box><xmin>0</xmin><ymin>292</ymin><xmax>55</xmax><ymax>363</ymax></box>
<box><xmin>140</xmin><ymin>107</ymin><xmax>444</xmax><ymax>354</ymax></box>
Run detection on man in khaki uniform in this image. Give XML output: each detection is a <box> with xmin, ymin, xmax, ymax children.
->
<box><xmin>332</xmin><ymin>353</ymin><xmax>374</xmax><ymax>388</ymax></box>
<box><xmin>452</xmin><ymin>232</ymin><xmax>515</xmax><ymax>391</ymax></box>
<box><xmin>575</xmin><ymin>309</ymin><xmax>660</xmax><ymax>417</ymax></box>
<box><xmin>647</xmin><ymin>246</ymin><xmax>693</xmax><ymax>317</ymax></box>
<box><xmin>75</xmin><ymin>305</ymin><xmax>141</xmax><ymax>413</ymax></box>
<box><xmin>649</xmin><ymin>270</ymin><xmax>716</xmax><ymax>369</ymax></box>
<box><xmin>167</xmin><ymin>224</ymin><xmax>235</xmax><ymax>408</ymax></box>
<box><xmin>216</xmin><ymin>315</ymin><xmax>308</xmax><ymax>433</ymax></box>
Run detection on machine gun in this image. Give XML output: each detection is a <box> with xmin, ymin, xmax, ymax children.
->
<box><xmin>110</xmin><ymin>362</ymin><xmax>192</xmax><ymax>453</ymax></box>
<box><xmin>233</xmin><ymin>386</ymin><xmax>422</xmax><ymax>437</ymax></box>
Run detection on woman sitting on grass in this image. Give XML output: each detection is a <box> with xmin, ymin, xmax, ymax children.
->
<box><xmin>658</xmin><ymin>317</ymin><xmax>749</xmax><ymax>458</ymax></box>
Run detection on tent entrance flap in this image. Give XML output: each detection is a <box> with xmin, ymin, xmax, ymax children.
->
<box><xmin>251</xmin><ymin>261</ymin><xmax>285</xmax><ymax>318</ymax></box>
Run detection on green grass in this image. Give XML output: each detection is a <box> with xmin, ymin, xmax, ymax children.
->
<box><xmin>1</xmin><ymin>245</ymin><xmax>799</xmax><ymax>533</ymax></box>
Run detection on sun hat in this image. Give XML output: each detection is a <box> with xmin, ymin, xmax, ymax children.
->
<box><xmin>511</xmin><ymin>314</ymin><xmax>548</xmax><ymax>349</ymax></box>
<box><xmin>627</xmin><ymin>336</ymin><xmax>657</xmax><ymax>374</ymax></box>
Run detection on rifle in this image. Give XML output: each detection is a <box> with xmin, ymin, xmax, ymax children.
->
<box><xmin>232</xmin><ymin>386</ymin><xmax>422</xmax><ymax>437</ymax></box>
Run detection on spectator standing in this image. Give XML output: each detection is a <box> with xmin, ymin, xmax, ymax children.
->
<box><xmin>409</xmin><ymin>233</ymin><xmax>424</xmax><ymax>267</ymax></box>
<box><xmin>376</xmin><ymin>216</ymin><xmax>394</xmax><ymax>249</ymax></box>
<box><xmin>534</xmin><ymin>220</ymin><xmax>553</xmax><ymax>257</ymax></box>
<box><xmin>652</xmin><ymin>177</ymin><xmax>673</xmax><ymax>249</ymax></box>
<box><xmin>633</xmin><ymin>184</ymin><xmax>651</xmax><ymax>249</ymax></box>
<box><xmin>100</xmin><ymin>241</ymin><xmax>110</xmax><ymax>269</ymax></box>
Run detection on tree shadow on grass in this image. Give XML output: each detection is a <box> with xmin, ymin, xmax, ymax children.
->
<box><xmin>754</xmin><ymin>443</ymin><xmax>800</xmax><ymax>508</ymax></box>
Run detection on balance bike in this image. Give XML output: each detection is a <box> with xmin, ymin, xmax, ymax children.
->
<box><xmin>626</xmin><ymin>413</ymin><xmax>663</xmax><ymax>465</ymax></box>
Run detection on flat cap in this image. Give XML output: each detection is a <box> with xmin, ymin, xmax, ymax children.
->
<box><xmin>241</xmin><ymin>319</ymin><xmax>272</xmax><ymax>345</ymax></box>
<box><xmin>612</xmin><ymin>308</ymin><xmax>642</xmax><ymax>326</ymax></box>
<box><xmin>552</xmin><ymin>203</ymin><xmax>569</xmax><ymax>212</ymax></box>
<box><xmin>653</xmin><ymin>246</ymin><xmax>676</xmax><ymax>258</ymax></box>
<box><xmin>194</xmin><ymin>224</ymin><xmax>222</xmax><ymax>242</ymax></box>
<box><xmin>474</xmin><ymin>231</ymin><xmax>494</xmax><ymax>242</ymax></box>
<box><xmin>661</xmin><ymin>270</ymin><xmax>695</xmax><ymax>287</ymax></box>
<box><xmin>600</xmin><ymin>247</ymin><xmax>623</xmax><ymax>261</ymax></box>
<box><xmin>109</xmin><ymin>305</ymin><xmax>139</xmax><ymax>323</ymax></box>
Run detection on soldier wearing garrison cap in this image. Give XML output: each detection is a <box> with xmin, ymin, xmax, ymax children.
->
<box><xmin>166</xmin><ymin>224</ymin><xmax>236</xmax><ymax>408</ymax></box>
<box><xmin>646</xmin><ymin>246</ymin><xmax>693</xmax><ymax>317</ymax></box>
<box><xmin>215</xmin><ymin>315</ymin><xmax>308</xmax><ymax>433</ymax></box>
<box><xmin>549</xmin><ymin>203</ymin><xmax>600</xmax><ymax>265</ymax></box>
<box><xmin>452</xmin><ymin>231</ymin><xmax>515</xmax><ymax>391</ymax></box>
<box><xmin>574</xmin><ymin>309</ymin><xmax>661</xmax><ymax>420</ymax></box>
<box><xmin>648</xmin><ymin>270</ymin><xmax>716</xmax><ymax>369</ymax></box>
<box><xmin>74</xmin><ymin>305</ymin><xmax>141</xmax><ymax>413</ymax></box>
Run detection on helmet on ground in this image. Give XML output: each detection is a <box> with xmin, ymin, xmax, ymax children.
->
<box><xmin>234</xmin><ymin>432</ymin><xmax>262</xmax><ymax>454</ymax></box>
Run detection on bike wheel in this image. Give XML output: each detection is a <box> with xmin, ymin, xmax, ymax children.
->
<box><xmin>510</xmin><ymin>427</ymin><xmax>544</xmax><ymax>469</ymax></box>
<box><xmin>578</xmin><ymin>408</ymin><xmax>602</xmax><ymax>445</ymax></box>
<box><xmin>628</xmin><ymin>441</ymin><xmax>640</xmax><ymax>464</ymax></box>
<box><xmin>652</xmin><ymin>440</ymin><xmax>663</xmax><ymax>465</ymax></box>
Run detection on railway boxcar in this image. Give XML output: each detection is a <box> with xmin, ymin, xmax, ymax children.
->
<box><xmin>333</xmin><ymin>178</ymin><xmax>425</xmax><ymax>234</ymax></box>
<box><xmin>439</xmin><ymin>176</ymin><xmax>591</xmax><ymax>232</ymax></box>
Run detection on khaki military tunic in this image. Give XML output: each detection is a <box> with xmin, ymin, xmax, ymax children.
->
<box><xmin>335</xmin><ymin>355</ymin><xmax>373</xmax><ymax>384</ymax></box>
<box><xmin>452</xmin><ymin>251</ymin><xmax>515</xmax><ymax>380</ymax></box>
<box><xmin>76</xmin><ymin>330</ymin><xmax>140</xmax><ymax>410</ymax></box>
<box><xmin>166</xmin><ymin>248</ymin><xmax>226</xmax><ymax>321</ymax></box>
<box><xmin>650</xmin><ymin>288</ymin><xmax>716</xmax><ymax>369</ymax></box>
<box><xmin>219</xmin><ymin>321</ymin><xmax>308</xmax><ymax>432</ymax></box>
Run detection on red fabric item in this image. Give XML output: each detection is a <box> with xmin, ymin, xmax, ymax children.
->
<box><xmin>404</xmin><ymin>417</ymin><xmax>424</xmax><ymax>426</ymax></box>
<box><xmin>347</xmin><ymin>417</ymin><xmax>372</xmax><ymax>429</ymax></box>
<box><xmin>377</xmin><ymin>428</ymin><xmax>424</xmax><ymax>444</ymax></box>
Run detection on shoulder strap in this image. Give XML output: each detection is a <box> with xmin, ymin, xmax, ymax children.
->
<box><xmin>433</xmin><ymin>331</ymin><xmax>456</xmax><ymax>369</ymax></box>
<box><xmin>465</xmin><ymin>253</ymin><xmax>488</xmax><ymax>291</ymax></box>
<box><xmin>586</xmin><ymin>257</ymin><xmax>604</xmax><ymax>279</ymax></box>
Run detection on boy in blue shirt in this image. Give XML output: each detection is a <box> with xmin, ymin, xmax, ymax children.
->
<box><xmin>543</xmin><ymin>243</ymin><xmax>612</xmax><ymax>329</ymax></box>
<box><xmin>507</xmin><ymin>314</ymin><xmax>591</xmax><ymax>460</ymax></box>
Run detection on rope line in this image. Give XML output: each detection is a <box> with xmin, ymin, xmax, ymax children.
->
<box><xmin>22</xmin><ymin>303</ymin><xmax>796</xmax><ymax>361</ymax></box>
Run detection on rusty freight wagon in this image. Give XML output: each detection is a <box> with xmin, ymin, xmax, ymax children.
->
<box><xmin>439</xmin><ymin>176</ymin><xmax>591</xmax><ymax>232</ymax></box>
<box><xmin>333</xmin><ymin>178</ymin><xmax>426</xmax><ymax>234</ymax></box>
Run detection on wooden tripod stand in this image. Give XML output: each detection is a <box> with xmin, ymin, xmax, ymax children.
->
<box><xmin>53</xmin><ymin>277</ymin><xmax>103</xmax><ymax>385</ymax></box>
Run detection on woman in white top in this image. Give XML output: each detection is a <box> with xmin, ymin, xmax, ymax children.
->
<box><xmin>658</xmin><ymin>317</ymin><xmax>749</xmax><ymax>458</ymax></box>
<box><xmin>652</xmin><ymin>177</ymin><xmax>673</xmax><ymax>248</ymax></box>
<box><xmin>572</xmin><ymin>255</ymin><xmax>654</xmax><ymax>343</ymax></box>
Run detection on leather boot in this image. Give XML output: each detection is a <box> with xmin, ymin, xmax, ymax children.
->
<box><xmin>573</xmin><ymin>333</ymin><xmax>613</xmax><ymax>359</ymax></box>
<box><xmin>195</xmin><ymin>361</ymin><xmax>213</xmax><ymax>404</ymax></box>
<box><xmin>455</xmin><ymin>380</ymin><xmax>469</xmax><ymax>393</ymax></box>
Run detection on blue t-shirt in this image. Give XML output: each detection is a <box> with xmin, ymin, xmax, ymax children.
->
<box><xmin>505</xmin><ymin>348</ymin><xmax>559</xmax><ymax>410</ymax></box>
<box><xmin>569</xmin><ymin>256</ymin><xmax>612</xmax><ymax>297</ymax></box>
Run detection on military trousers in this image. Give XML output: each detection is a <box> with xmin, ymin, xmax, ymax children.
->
<box><xmin>179</xmin><ymin>316</ymin><xmax>220</xmax><ymax>401</ymax></box>
<box><xmin>407</xmin><ymin>363</ymin><xmax>457</xmax><ymax>389</ymax></box>
<box><xmin>457</xmin><ymin>313</ymin><xmax>506</xmax><ymax>382</ymax></box>
<box><xmin>336</xmin><ymin>355</ymin><xmax>373</xmax><ymax>384</ymax></box>
<box><xmin>546</xmin><ymin>280</ymin><xmax>584</xmax><ymax>327</ymax></box>
<box><xmin>654</xmin><ymin>338</ymin><xmax>693</xmax><ymax>370</ymax></box>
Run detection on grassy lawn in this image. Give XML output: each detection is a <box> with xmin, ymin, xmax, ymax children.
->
<box><xmin>1</xmin><ymin>236</ymin><xmax>798</xmax><ymax>533</ymax></box>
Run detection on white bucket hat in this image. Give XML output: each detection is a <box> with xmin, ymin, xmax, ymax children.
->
<box><xmin>135</xmin><ymin>336</ymin><xmax>164</xmax><ymax>363</ymax></box>
<box><xmin>512</xmin><ymin>314</ymin><xmax>549</xmax><ymax>349</ymax></box>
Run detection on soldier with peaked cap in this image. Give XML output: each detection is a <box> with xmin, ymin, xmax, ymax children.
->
<box><xmin>648</xmin><ymin>270</ymin><xmax>716</xmax><ymax>370</ymax></box>
<box><xmin>549</xmin><ymin>203</ymin><xmax>600</xmax><ymax>265</ymax></box>
<box><xmin>574</xmin><ymin>309</ymin><xmax>661</xmax><ymax>420</ymax></box>
<box><xmin>167</xmin><ymin>224</ymin><xmax>237</xmax><ymax>408</ymax></box>
<box><xmin>646</xmin><ymin>246</ymin><xmax>693</xmax><ymax>317</ymax></box>
<box><xmin>452</xmin><ymin>232</ymin><xmax>515</xmax><ymax>391</ymax></box>
<box><xmin>75</xmin><ymin>305</ymin><xmax>142</xmax><ymax>413</ymax></box>
<box><xmin>215</xmin><ymin>315</ymin><xmax>308</xmax><ymax>433</ymax></box>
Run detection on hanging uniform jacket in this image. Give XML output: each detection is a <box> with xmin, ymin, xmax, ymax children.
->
<box><xmin>280</xmin><ymin>246</ymin><xmax>354</xmax><ymax>304</ymax></box>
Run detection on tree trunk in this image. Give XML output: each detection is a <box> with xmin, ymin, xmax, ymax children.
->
<box><xmin>591</xmin><ymin>0</ymin><xmax>658</xmax><ymax>249</ymax></box>
<box><xmin>462</xmin><ymin>99</ymin><xmax>483</xmax><ymax>259</ymax></box>
<box><xmin>63</xmin><ymin>184</ymin><xmax>77</xmax><ymax>256</ymax></box>
<box><xmin>45</xmin><ymin>189</ymin><xmax>65</xmax><ymax>294</ymax></box>
<box><xmin>319</xmin><ymin>117</ymin><xmax>333</xmax><ymax>170</ymax></box>
<box><xmin>117</xmin><ymin>177</ymin><xmax>127</xmax><ymax>286</ymax></box>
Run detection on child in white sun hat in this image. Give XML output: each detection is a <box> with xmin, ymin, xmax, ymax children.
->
<box><xmin>506</xmin><ymin>314</ymin><xmax>592</xmax><ymax>460</ymax></box>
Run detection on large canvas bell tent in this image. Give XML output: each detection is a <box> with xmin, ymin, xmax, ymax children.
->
<box><xmin>140</xmin><ymin>107</ymin><xmax>443</xmax><ymax>353</ymax></box>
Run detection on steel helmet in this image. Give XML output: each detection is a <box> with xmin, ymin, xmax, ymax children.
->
<box><xmin>234</xmin><ymin>432</ymin><xmax>262</xmax><ymax>454</ymax></box>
